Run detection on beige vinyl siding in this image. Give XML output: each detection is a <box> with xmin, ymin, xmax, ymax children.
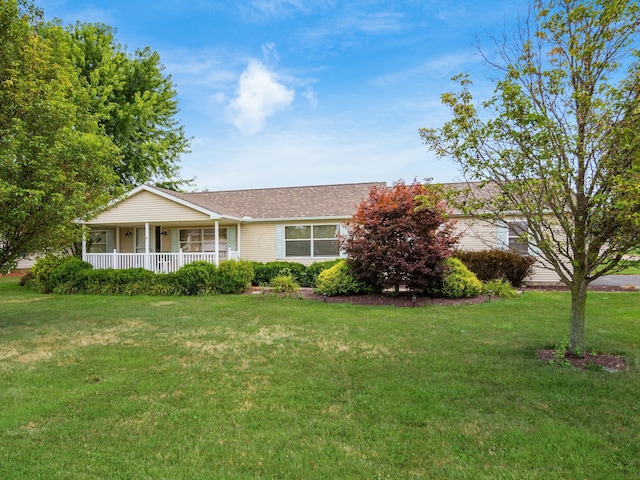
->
<box><xmin>87</xmin><ymin>190</ymin><xmax>212</xmax><ymax>224</ymax></box>
<box><xmin>240</xmin><ymin>223</ymin><xmax>277</xmax><ymax>263</ymax></box>
<box><xmin>454</xmin><ymin>216</ymin><xmax>562</xmax><ymax>284</ymax></box>
<box><xmin>454</xmin><ymin>218</ymin><xmax>500</xmax><ymax>251</ymax></box>
<box><xmin>239</xmin><ymin>220</ymin><xmax>346</xmax><ymax>265</ymax></box>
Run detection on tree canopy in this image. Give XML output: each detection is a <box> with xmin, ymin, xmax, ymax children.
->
<box><xmin>340</xmin><ymin>180</ymin><xmax>459</xmax><ymax>293</ymax></box>
<box><xmin>55</xmin><ymin>22</ymin><xmax>191</xmax><ymax>188</ymax></box>
<box><xmin>0</xmin><ymin>0</ymin><xmax>120</xmax><ymax>272</ymax></box>
<box><xmin>421</xmin><ymin>0</ymin><xmax>640</xmax><ymax>352</ymax></box>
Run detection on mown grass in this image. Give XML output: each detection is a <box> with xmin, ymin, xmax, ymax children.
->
<box><xmin>1</xmin><ymin>277</ymin><xmax>639</xmax><ymax>479</ymax></box>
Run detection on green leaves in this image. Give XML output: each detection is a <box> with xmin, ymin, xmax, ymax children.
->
<box><xmin>0</xmin><ymin>0</ymin><xmax>119</xmax><ymax>272</ymax></box>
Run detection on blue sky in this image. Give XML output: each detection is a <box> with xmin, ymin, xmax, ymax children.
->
<box><xmin>39</xmin><ymin>0</ymin><xmax>526</xmax><ymax>191</ymax></box>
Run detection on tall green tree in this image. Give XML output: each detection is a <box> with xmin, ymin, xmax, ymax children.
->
<box><xmin>421</xmin><ymin>0</ymin><xmax>640</xmax><ymax>352</ymax></box>
<box><xmin>55</xmin><ymin>22</ymin><xmax>191</xmax><ymax>189</ymax></box>
<box><xmin>0</xmin><ymin>0</ymin><xmax>120</xmax><ymax>273</ymax></box>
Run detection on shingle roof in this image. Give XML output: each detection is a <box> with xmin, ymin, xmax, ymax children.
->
<box><xmin>155</xmin><ymin>182</ymin><xmax>387</xmax><ymax>220</ymax></box>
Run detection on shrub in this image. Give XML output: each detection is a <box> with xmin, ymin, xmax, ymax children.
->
<box><xmin>314</xmin><ymin>260</ymin><xmax>376</xmax><ymax>296</ymax></box>
<box><xmin>456</xmin><ymin>249</ymin><xmax>535</xmax><ymax>287</ymax></box>
<box><xmin>439</xmin><ymin>258</ymin><xmax>483</xmax><ymax>299</ymax></box>
<box><xmin>252</xmin><ymin>261</ymin><xmax>307</xmax><ymax>286</ymax></box>
<box><xmin>270</xmin><ymin>274</ymin><xmax>300</xmax><ymax>295</ymax></box>
<box><xmin>147</xmin><ymin>273</ymin><xmax>182</xmax><ymax>296</ymax></box>
<box><xmin>304</xmin><ymin>259</ymin><xmax>342</xmax><ymax>287</ymax></box>
<box><xmin>215</xmin><ymin>260</ymin><xmax>255</xmax><ymax>294</ymax></box>
<box><xmin>29</xmin><ymin>254</ymin><xmax>69</xmax><ymax>293</ymax></box>
<box><xmin>482</xmin><ymin>278</ymin><xmax>518</xmax><ymax>299</ymax></box>
<box><xmin>49</xmin><ymin>257</ymin><xmax>93</xmax><ymax>294</ymax></box>
<box><xmin>175</xmin><ymin>261</ymin><xmax>218</xmax><ymax>295</ymax></box>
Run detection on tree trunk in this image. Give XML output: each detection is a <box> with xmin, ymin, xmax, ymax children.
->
<box><xmin>569</xmin><ymin>279</ymin><xmax>588</xmax><ymax>354</ymax></box>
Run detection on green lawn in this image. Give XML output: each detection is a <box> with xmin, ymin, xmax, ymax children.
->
<box><xmin>1</xmin><ymin>277</ymin><xmax>639</xmax><ymax>479</ymax></box>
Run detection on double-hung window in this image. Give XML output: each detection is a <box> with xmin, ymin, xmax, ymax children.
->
<box><xmin>508</xmin><ymin>221</ymin><xmax>529</xmax><ymax>255</ymax></box>
<box><xmin>179</xmin><ymin>228</ymin><xmax>228</xmax><ymax>252</ymax></box>
<box><xmin>88</xmin><ymin>230</ymin><xmax>108</xmax><ymax>253</ymax></box>
<box><xmin>497</xmin><ymin>220</ymin><xmax>532</xmax><ymax>255</ymax></box>
<box><xmin>283</xmin><ymin>224</ymin><xmax>340</xmax><ymax>258</ymax></box>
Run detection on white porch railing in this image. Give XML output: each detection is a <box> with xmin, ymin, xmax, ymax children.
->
<box><xmin>84</xmin><ymin>250</ymin><xmax>240</xmax><ymax>274</ymax></box>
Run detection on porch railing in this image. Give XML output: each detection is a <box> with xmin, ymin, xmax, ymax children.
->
<box><xmin>84</xmin><ymin>250</ymin><xmax>240</xmax><ymax>274</ymax></box>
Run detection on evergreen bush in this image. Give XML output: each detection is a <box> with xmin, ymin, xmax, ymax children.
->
<box><xmin>175</xmin><ymin>261</ymin><xmax>218</xmax><ymax>295</ymax></box>
<box><xmin>314</xmin><ymin>260</ymin><xmax>375</xmax><ymax>296</ymax></box>
<box><xmin>456</xmin><ymin>249</ymin><xmax>535</xmax><ymax>287</ymax></box>
<box><xmin>215</xmin><ymin>260</ymin><xmax>255</xmax><ymax>294</ymax></box>
<box><xmin>439</xmin><ymin>258</ymin><xmax>483</xmax><ymax>299</ymax></box>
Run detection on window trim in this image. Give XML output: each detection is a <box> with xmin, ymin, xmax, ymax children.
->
<box><xmin>281</xmin><ymin>223</ymin><xmax>341</xmax><ymax>258</ymax></box>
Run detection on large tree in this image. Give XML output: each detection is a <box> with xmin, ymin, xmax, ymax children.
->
<box><xmin>421</xmin><ymin>0</ymin><xmax>640</xmax><ymax>352</ymax></box>
<box><xmin>51</xmin><ymin>22</ymin><xmax>191</xmax><ymax>188</ymax></box>
<box><xmin>341</xmin><ymin>180</ymin><xmax>459</xmax><ymax>293</ymax></box>
<box><xmin>0</xmin><ymin>0</ymin><xmax>120</xmax><ymax>273</ymax></box>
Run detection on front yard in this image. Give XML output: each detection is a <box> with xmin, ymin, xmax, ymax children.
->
<box><xmin>1</xmin><ymin>277</ymin><xmax>638</xmax><ymax>479</ymax></box>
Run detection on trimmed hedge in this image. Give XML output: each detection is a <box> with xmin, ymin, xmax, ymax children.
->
<box><xmin>251</xmin><ymin>260</ymin><xmax>340</xmax><ymax>287</ymax></box>
<box><xmin>456</xmin><ymin>249</ymin><xmax>536</xmax><ymax>287</ymax></box>
<box><xmin>27</xmin><ymin>256</ymin><xmax>254</xmax><ymax>296</ymax></box>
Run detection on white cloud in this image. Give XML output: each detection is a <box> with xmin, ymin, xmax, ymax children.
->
<box><xmin>226</xmin><ymin>59</ymin><xmax>295</xmax><ymax>134</ymax></box>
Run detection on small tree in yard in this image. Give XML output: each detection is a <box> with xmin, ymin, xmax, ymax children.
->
<box><xmin>341</xmin><ymin>180</ymin><xmax>460</xmax><ymax>294</ymax></box>
<box><xmin>421</xmin><ymin>0</ymin><xmax>640</xmax><ymax>353</ymax></box>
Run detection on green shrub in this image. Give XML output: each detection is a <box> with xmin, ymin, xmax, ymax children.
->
<box><xmin>49</xmin><ymin>258</ymin><xmax>93</xmax><ymax>293</ymax></box>
<box><xmin>175</xmin><ymin>261</ymin><xmax>218</xmax><ymax>295</ymax></box>
<box><xmin>82</xmin><ymin>269</ymin><xmax>118</xmax><ymax>295</ymax></box>
<box><xmin>270</xmin><ymin>274</ymin><xmax>300</xmax><ymax>295</ymax></box>
<box><xmin>215</xmin><ymin>260</ymin><xmax>255</xmax><ymax>294</ymax></box>
<box><xmin>305</xmin><ymin>259</ymin><xmax>342</xmax><ymax>287</ymax></box>
<box><xmin>147</xmin><ymin>273</ymin><xmax>182</xmax><ymax>296</ymax></box>
<box><xmin>439</xmin><ymin>258</ymin><xmax>483</xmax><ymax>299</ymax></box>
<box><xmin>252</xmin><ymin>261</ymin><xmax>307</xmax><ymax>286</ymax></box>
<box><xmin>456</xmin><ymin>249</ymin><xmax>535</xmax><ymax>287</ymax></box>
<box><xmin>314</xmin><ymin>260</ymin><xmax>375</xmax><ymax>296</ymax></box>
<box><xmin>29</xmin><ymin>255</ymin><xmax>69</xmax><ymax>293</ymax></box>
<box><xmin>482</xmin><ymin>278</ymin><xmax>518</xmax><ymax>299</ymax></box>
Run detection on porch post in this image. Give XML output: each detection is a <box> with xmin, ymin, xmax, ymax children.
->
<box><xmin>237</xmin><ymin>223</ymin><xmax>241</xmax><ymax>259</ymax></box>
<box><xmin>116</xmin><ymin>226</ymin><xmax>120</xmax><ymax>252</ymax></box>
<box><xmin>145</xmin><ymin>222</ymin><xmax>150</xmax><ymax>271</ymax></box>
<box><xmin>81</xmin><ymin>225</ymin><xmax>87</xmax><ymax>261</ymax></box>
<box><xmin>214</xmin><ymin>220</ymin><xmax>219</xmax><ymax>266</ymax></box>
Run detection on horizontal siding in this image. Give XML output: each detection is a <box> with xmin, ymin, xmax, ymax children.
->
<box><xmin>87</xmin><ymin>190</ymin><xmax>211</xmax><ymax>224</ymax></box>
<box><xmin>241</xmin><ymin>223</ymin><xmax>276</xmax><ymax>263</ymax></box>
<box><xmin>454</xmin><ymin>218</ymin><xmax>498</xmax><ymax>251</ymax></box>
<box><xmin>455</xmin><ymin>216</ymin><xmax>562</xmax><ymax>284</ymax></box>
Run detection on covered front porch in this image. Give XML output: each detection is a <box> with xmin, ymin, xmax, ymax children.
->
<box><xmin>81</xmin><ymin>220</ymin><xmax>241</xmax><ymax>274</ymax></box>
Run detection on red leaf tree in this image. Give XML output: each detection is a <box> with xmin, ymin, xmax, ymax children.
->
<box><xmin>340</xmin><ymin>180</ymin><xmax>460</xmax><ymax>293</ymax></box>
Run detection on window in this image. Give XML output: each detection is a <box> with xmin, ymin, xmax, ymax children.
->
<box><xmin>89</xmin><ymin>230</ymin><xmax>108</xmax><ymax>253</ymax></box>
<box><xmin>508</xmin><ymin>221</ymin><xmax>529</xmax><ymax>255</ymax></box>
<box><xmin>179</xmin><ymin>228</ymin><xmax>227</xmax><ymax>252</ymax></box>
<box><xmin>284</xmin><ymin>224</ymin><xmax>339</xmax><ymax>257</ymax></box>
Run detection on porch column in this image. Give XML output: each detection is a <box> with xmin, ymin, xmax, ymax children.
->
<box><xmin>81</xmin><ymin>225</ymin><xmax>87</xmax><ymax>261</ymax></box>
<box><xmin>145</xmin><ymin>222</ymin><xmax>150</xmax><ymax>270</ymax></box>
<box><xmin>237</xmin><ymin>223</ymin><xmax>241</xmax><ymax>259</ymax></box>
<box><xmin>214</xmin><ymin>220</ymin><xmax>219</xmax><ymax>266</ymax></box>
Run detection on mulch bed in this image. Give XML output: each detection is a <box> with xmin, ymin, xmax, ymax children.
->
<box><xmin>536</xmin><ymin>349</ymin><xmax>627</xmax><ymax>372</ymax></box>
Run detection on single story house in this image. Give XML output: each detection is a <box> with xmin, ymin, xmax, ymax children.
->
<box><xmin>78</xmin><ymin>182</ymin><xmax>560</xmax><ymax>284</ymax></box>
